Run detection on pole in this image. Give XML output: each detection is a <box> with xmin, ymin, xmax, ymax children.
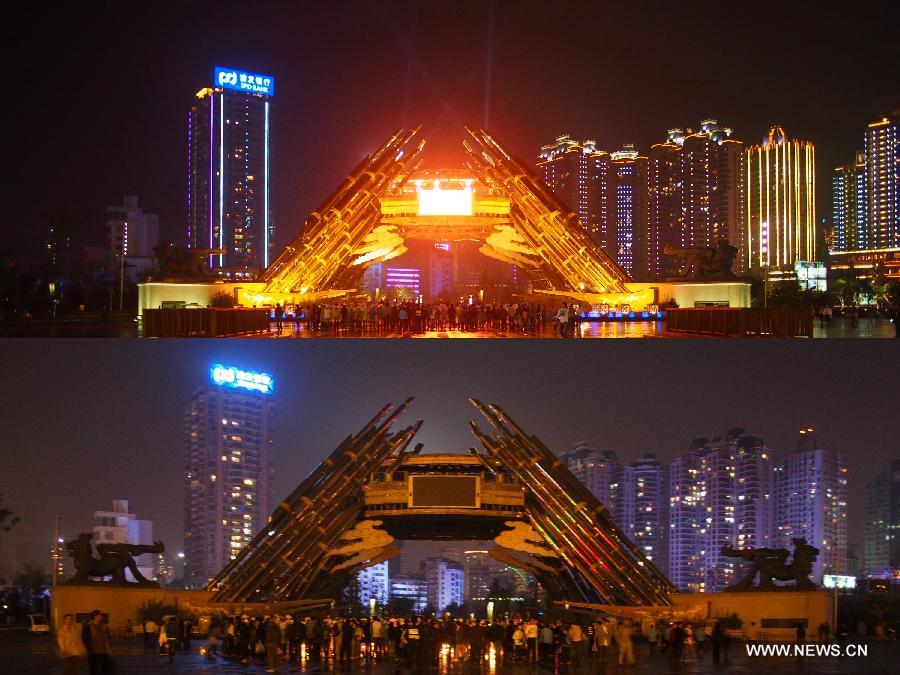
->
<box><xmin>119</xmin><ymin>249</ymin><xmax>125</xmax><ymax>313</ymax></box>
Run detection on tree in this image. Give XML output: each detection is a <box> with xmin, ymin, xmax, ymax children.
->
<box><xmin>0</xmin><ymin>494</ymin><xmax>20</xmax><ymax>533</ymax></box>
<box><xmin>386</xmin><ymin>594</ymin><xmax>415</xmax><ymax>617</ymax></box>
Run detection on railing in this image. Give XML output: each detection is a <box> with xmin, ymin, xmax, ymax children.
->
<box><xmin>143</xmin><ymin>308</ymin><xmax>270</xmax><ymax>338</ymax></box>
<box><xmin>665</xmin><ymin>308</ymin><xmax>813</xmax><ymax>338</ymax></box>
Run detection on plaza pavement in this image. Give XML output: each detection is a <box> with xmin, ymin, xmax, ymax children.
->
<box><xmin>3</xmin><ymin>634</ymin><xmax>897</xmax><ymax>675</ymax></box>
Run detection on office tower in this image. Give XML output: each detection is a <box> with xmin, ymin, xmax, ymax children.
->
<box><xmin>610</xmin><ymin>145</ymin><xmax>648</xmax><ymax>277</ymax></box>
<box><xmin>865</xmin><ymin>117</ymin><xmax>899</xmax><ymax>250</ymax></box>
<box><xmin>188</xmin><ymin>66</ymin><xmax>274</xmax><ymax>276</ymax></box>
<box><xmin>183</xmin><ymin>364</ymin><xmax>274</xmax><ymax>587</ymax></box>
<box><xmin>864</xmin><ymin>460</ymin><xmax>900</xmax><ymax>573</ymax></box>
<box><xmin>537</xmin><ymin>135</ymin><xmax>613</xmax><ymax>249</ymax></box>
<box><xmin>773</xmin><ymin>429</ymin><xmax>848</xmax><ymax>581</ymax></box>
<box><xmin>106</xmin><ymin>196</ymin><xmax>160</xmax><ymax>280</ymax></box>
<box><xmin>92</xmin><ymin>499</ymin><xmax>155</xmax><ymax>581</ymax></box>
<box><xmin>832</xmin><ymin>153</ymin><xmax>868</xmax><ymax>252</ymax></box>
<box><xmin>668</xmin><ymin>430</ymin><xmax>773</xmax><ymax>592</ymax></box>
<box><xmin>745</xmin><ymin>126</ymin><xmax>816</xmax><ymax>271</ymax></box>
<box><xmin>356</xmin><ymin>561</ymin><xmax>390</xmax><ymax>607</ymax></box>
<box><xmin>561</xmin><ymin>444</ymin><xmax>623</xmax><ymax>509</ymax></box>
<box><xmin>421</xmin><ymin>557</ymin><xmax>463</xmax><ymax>611</ymax></box>
<box><xmin>646</xmin><ymin>121</ymin><xmax>746</xmax><ymax>280</ymax></box>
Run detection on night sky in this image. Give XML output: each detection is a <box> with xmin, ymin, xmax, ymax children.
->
<box><xmin>6</xmin><ymin>1</ymin><xmax>899</xmax><ymax>266</ymax></box>
<box><xmin>1</xmin><ymin>340</ymin><xmax>897</xmax><ymax>575</ymax></box>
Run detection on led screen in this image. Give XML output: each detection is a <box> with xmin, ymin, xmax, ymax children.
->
<box><xmin>409</xmin><ymin>475</ymin><xmax>480</xmax><ymax>508</ymax></box>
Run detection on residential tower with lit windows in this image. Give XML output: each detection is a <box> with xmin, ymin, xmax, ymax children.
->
<box><xmin>183</xmin><ymin>364</ymin><xmax>274</xmax><ymax>587</ymax></box>
<box><xmin>773</xmin><ymin>430</ymin><xmax>848</xmax><ymax>581</ymax></box>
<box><xmin>188</xmin><ymin>66</ymin><xmax>274</xmax><ymax>276</ymax></box>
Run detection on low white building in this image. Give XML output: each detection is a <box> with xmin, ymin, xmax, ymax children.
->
<box><xmin>92</xmin><ymin>499</ymin><xmax>155</xmax><ymax>581</ymax></box>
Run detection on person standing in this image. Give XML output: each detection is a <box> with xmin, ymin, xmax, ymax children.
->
<box><xmin>266</xmin><ymin>615</ymin><xmax>283</xmax><ymax>673</ymax></box>
<box><xmin>82</xmin><ymin>610</ymin><xmax>114</xmax><ymax>675</ymax></box>
<box><xmin>646</xmin><ymin>622</ymin><xmax>657</xmax><ymax>656</ymax></box>
<box><xmin>525</xmin><ymin>618</ymin><xmax>539</xmax><ymax>663</ymax></box>
<box><xmin>567</xmin><ymin>621</ymin><xmax>586</xmax><ymax>666</ymax></box>
<box><xmin>57</xmin><ymin>613</ymin><xmax>87</xmax><ymax>675</ymax></box>
<box><xmin>711</xmin><ymin>620</ymin><xmax>726</xmax><ymax>664</ymax></box>
<box><xmin>617</xmin><ymin>619</ymin><xmax>635</xmax><ymax>666</ymax></box>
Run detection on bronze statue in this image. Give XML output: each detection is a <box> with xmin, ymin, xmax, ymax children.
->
<box><xmin>151</xmin><ymin>241</ymin><xmax>226</xmax><ymax>280</ymax></box>
<box><xmin>664</xmin><ymin>239</ymin><xmax>738</xmax><ymax>281</ymax></box>
<box><xmin>66</xmin><ymin>533</ymin><xmax>164</xmax><ymax>586</ymax></box>
<box><xmin>721</xmin><ymin>538</ymin><xmax>819</xmax><ymax>591</ymax></box>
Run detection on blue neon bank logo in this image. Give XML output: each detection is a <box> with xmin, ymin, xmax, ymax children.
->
<box><xmin>214</xmin><ymin>66</ymin><xmax>274</xmax><ymax>96</ymax></box>
<box><xmin>210</xmin><ymin>364</ymin><xmax>274</xmax><ymax>394</ymax></box>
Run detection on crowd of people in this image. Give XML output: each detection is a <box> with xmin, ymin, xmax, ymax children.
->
<box><xmin>270</xmin><ymin>300</ymin><xmax>591</xmax><ymax>337</ymax></box>
<box><xmin>56</xmin><ymin>608</ymin><xmax>858</xmax><ymax>673</ymax></box>
<box><xmin>193</xmin><ymin>613</ymin><xmax>741</xmax><ymax>671</ymax></box>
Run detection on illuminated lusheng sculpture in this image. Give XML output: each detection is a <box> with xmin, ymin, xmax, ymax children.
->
<box><xmin>208</xmin><ymin>399</ymin><xmax>676</xmax><ymax>606</ymax></box>
<box><xmin>254</xmin><ymin>128</ymin><xmax>653</xmax><ymax>309</ymax></box>
<box><xmin>66</xmin><ymin>533</ymin><xmax>165</xmax><ymax>586</ymax></box>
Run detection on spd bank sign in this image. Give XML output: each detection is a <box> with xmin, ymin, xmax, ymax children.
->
<box><xmin>214</xmin><ymin>66</ymin><xmax>274</xmax><ymax>96</ymax></box>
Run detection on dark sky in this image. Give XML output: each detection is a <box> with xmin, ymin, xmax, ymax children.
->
<box><xmin>1</xmin><ymin>340</ymin><xmax>897</xmax><ymax>575</ymax></box>
<box><xmin>5</xmin><ymin>1</ymin><xmax>898</xmax><ymax>266</ymax></box>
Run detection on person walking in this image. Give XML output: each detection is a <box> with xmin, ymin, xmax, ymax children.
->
<box><xmin>556</xmin><ymin>302</ymin><xmax>570</xmax><ymax>337</ymax></box>
<box><xmin>567</xmin><ymin>621</ymin><xmax>586</xmax><ymax>666</ymax></box>
<box><xmin>616</xmin><ymin>619</ymin><xmax>635</xmax><ymax>666</ymax></box>
<box><xmin>142</xmin><ymin>617</ymin><xmax>158</xmax><ymax>654</ymax></box>
<box><xmin>163</xmin><ymin>615</ymin><xmax>179</xmax><ymax>662</ymax></box>
<box><xmin>58</xmin><ymin>613</ymin><xmax>87</xmax><ymax>675</ymax></box>
<box><xmin>82</xmin><ymin>610</ymin><xmax>114</xmax><ymax>675</ymax></box>
<box><xmin>711</xmin><ymin>620</ymin><xmax>726</xmax><ymax>664</ymax></box>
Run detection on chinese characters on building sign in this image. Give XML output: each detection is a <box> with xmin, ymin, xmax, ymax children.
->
<box><xmin>210</xmin><ymin>364</ymin><xmax>274</xmax><ymax>394</ymax></box>
<box><xmin>214</xmin><ymin>67</ymin><xmax>275</xmax><ymax>96</ymax></box>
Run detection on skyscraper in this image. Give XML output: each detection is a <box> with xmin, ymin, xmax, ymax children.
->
<box><xmin>188</xmin><ymin>66</ymin><xmax>274</xmax><ymax>276</ymax></box>
<box><xmin>183</xmin><ymin>364</ymin><xmax>274</xmax><ymax>587</ymax></box>
<box><xmin>863</xmin><ymin>460</ymin><xmax>900</xmax><ymax>573</ymax></box>
<box><xmin>626</xmin><ymin>454</ymin><xmax>669</xmax><ymax>572</ymax></box>
<box><xmin>668</xmin><ymin>430</ymin><xmax>772</xmax><ymax>592</ymax></box>
<box><xmin>865</xmin><ymin>117</ymin><xmax>899</xmax><ymax>251</ymax></box>
<box><xmin>561</xmin><ymin>443</ymin><xmax>622</xmax><ymax>509</ymax></box>
<box><xmin>610</xmin><ymin>146</ymin><xmax>648</xmax><ymax>278</ymax></box>
<box><xmin>745</xmin><ymin>126</ymin><xmax>816</xmax><ymax>271</ymax></box>
<box><xmin>773</xmin><ymin>430</ymin><xmax>848</xmax><ymax>581</ymax></box>
<box><xmin>646</xmin><ymin>121</ymin><xmax>746</xmax><ymax>280</ymax></box>
<box><xmin>537</xmin><ymin>135</ymin><xmax>612</xmax><ymax>249</ymax></box>
<box><xmin>832</xmin><ymin>152</ymin><xmax>868</xmax><ymax>253</ymax></box>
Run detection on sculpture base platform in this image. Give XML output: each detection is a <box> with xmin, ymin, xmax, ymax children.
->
<box><xmin>50</xmin><ymin>584</ymin><xmax>332</xmax><ymax>632</ymax></box>
<box><xmin>561</xmin><ymin>590</ymin><xmax>833</xmax><ymax>642</ymax></box>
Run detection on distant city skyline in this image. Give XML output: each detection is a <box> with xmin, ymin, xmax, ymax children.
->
<box><xmin>5</xmin><ymin>2</ymin><xmax>897</xmax><ymax>266</ymax></box>
<box><xmin>0</xmin><ymin>341</ymin><xmax>897</xmax><ymax>580</ymax></box>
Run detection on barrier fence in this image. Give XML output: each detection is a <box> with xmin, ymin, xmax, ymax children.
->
<box><xmin>142</xmin><ymin>308</ymin><xmax>270</xmax><ymax>338</ymax></box>
<box><xmin>665</xmin><ymin>308</ymin><xmax>813</xmax><ymax>338</ymax></box>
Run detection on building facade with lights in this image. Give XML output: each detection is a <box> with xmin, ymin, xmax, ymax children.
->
<box><xmin>106</xmin><ymin>196</ymin><xmax>159</xmax><ymax>281</ymax></box>
<box><xmin>183</xmin><ymin>365</ymin><xmax>274</xmax><ymax>587</ymax></box>
<box><xmin>829</xmin><ymin>116</ymin><xmax>899</xmax><ymax>283</ymax></box>
<box><xmin>188</xmin><ymin>67</ymin><xmax>274</xmax><ymax>276</ymax></box>
<box><xmin>92</xmin><ymin>499</ymin><xmax>155</xmax><ymax>582</ymax></box>
<box><xmin>537</xmin><ymin>135</ymin><xmax>613</xmax><ymax>251</ymax></box>
<box><xmin>745</xmin><ymin>126</ymin><xmax>816</xmax><ymax>272</ymax></box>
<box><xmin>772</xmin><ymin>431</ymin><xmax>848</xmax><ymax>581</ymax></box>
<box><xmin>355</xmin><ymin>560</ymin><xmax>390</xmax><ymax>607</ymax></box>
<box><xmin>863</xmin><ymin>460</ymin><xmax>900</xmax><ymax>574</ymax></box>
<box><xmin>421</xmin><ymin>557</ymin><xmax>463</xmax><ymax>611</ymax></box>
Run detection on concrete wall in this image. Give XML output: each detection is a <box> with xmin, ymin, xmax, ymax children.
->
<box><xmin>137</xmin><ymin>282</ymin><xmax>263</xmax><ymax>317</ymax></box>
<box><xmin>672</xmin><ymin>590</ymin><xmax>833</xmax><ymax>641</ymax></box>
<box><xmin>628</xmin><ymin>281</ymin><xmax>751</xmax><ymax>308</ymax></box>
<box><xmin>50</xmin><ymin>585</ymin><xmax>214</xmax><ymax>631</ymax></box>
